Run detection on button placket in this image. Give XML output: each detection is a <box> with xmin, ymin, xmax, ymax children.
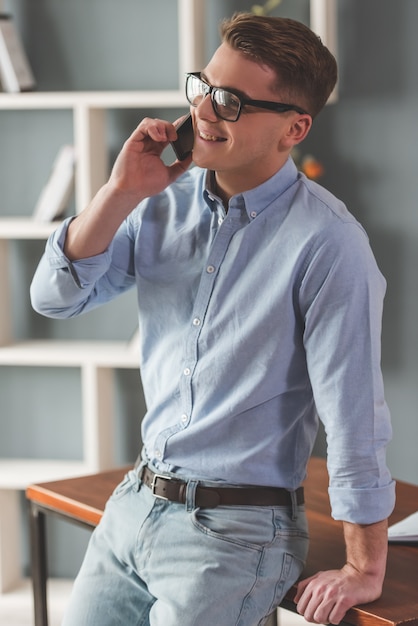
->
<box><xmin>178</xmin><ymin>214</ymin><xmax>238</xmax><ymax>433</ymax></box>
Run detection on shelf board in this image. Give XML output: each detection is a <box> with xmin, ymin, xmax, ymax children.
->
<box><xmin>0</xmin><ymin>459</ymin><xmax>94</xmax><ymax>490</ymax></box>
<box><xmin>0</xmin><ymin>90</ymin><xmax>187</xmax><ymax>110</ymax></box>
<box><xmin>0</xmin><ymin>340</ymin><xmax>140</xmax><ymax>368</ymax></box>
<box><xmin>0</xmin><ymin>217</ymin><xmax>61</xmax><ymax>239</ymax></box>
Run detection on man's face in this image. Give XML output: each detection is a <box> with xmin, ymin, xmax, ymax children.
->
<box><xmin>190</xmin><ymin>43</ymin><xmax>310</xmax><ymax>196</ymax></box>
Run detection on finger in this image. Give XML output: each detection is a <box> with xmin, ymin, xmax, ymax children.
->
<box><xmin>301</xmin><ymin>597</ymin><xmax>330</xmax><ymax>624</ymax></box>
<box><xmin>295</xmin><ymin>586</ymin><xmax>313</xmax><ymax>617</ymax></box>
<box><xmin>327</xmin><ymin>597</ymin><xmax>352</xmax><ymax>625</ymax></box>
<box><xmin>148</xmin><ymin>120</ymin><xmax>170</xmax><ymax>143</ymax></box>
<box><xmin>166</xmin><ymin>153</ymin><xmax>193</xmax><ymax>183</ymax></box>
<box><xmin>294</xmin><ymin>575</ymin><xmax>315</xmax><ymax>603</ymax></box>
<box><xmin>299</xmin><ymin>585</ymin><xmax>347</xmax><ymax>624</ymax></box>
<box><xmin>173</xmin><ymin>113</ymin><xmax>191</xmax><ymax>130</ymax></box>
<box><xmin>295</xmin><ymin>579</ymin><xmax>329</xmax><ymax>622</ymax></box>
<box><xmin>151</xmin><ymin>117</ymin><xmax>184</xmax><ymax>143</ymax></box>
<box><xmin>131</xmin><ymin>117</ymin><xmax>175</xmax><ymax>144</ymax></box>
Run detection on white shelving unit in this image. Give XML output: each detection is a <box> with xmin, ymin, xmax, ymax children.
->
<box><xmin>0</xmin><ymin>0</ymin><xmax>206</xmax><ymax>593</ymax></box>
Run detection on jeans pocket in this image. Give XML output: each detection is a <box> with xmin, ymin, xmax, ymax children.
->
<box><xmin>109</xmin><ymin>470</ymin><xmax>138</xmax><ymax>502</ymax></box>
<box><xmin>191</xmin><ymin>505</ymin><xmax>276</xmax><ymax>551</ymax></box>
<box><xmin>271</xmin><ymin>548</ymin><xmax>307</xmax><ymax>610</ymax></box>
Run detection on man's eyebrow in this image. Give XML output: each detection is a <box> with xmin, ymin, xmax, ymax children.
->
<box><xmin>200</xmin><ymin>71</ymin><xmax>251</xmax><ymax>100</ymax></box>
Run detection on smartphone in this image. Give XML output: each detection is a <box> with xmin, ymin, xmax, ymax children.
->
<box><xmin>170</xmin><ymin>114</ymin><xmax>194</xmax><ymax>161</ymax></box>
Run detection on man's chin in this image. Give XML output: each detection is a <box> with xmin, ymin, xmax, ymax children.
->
<box><xmin>191</xmin><ymin>150</ymin><xmax>224</xmax><ymax>171</ymax></box>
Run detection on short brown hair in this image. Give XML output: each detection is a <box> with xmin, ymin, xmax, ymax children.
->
<box><xmin>220</xmin><ymin>13</ymin><xmax>337</xmax><ymax>118</ymax></box>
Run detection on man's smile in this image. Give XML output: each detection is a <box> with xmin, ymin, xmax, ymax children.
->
<box><xmin>198</xmin><ymin>129</ymin><xmax>227</xmax><ymax>142</ymax></box>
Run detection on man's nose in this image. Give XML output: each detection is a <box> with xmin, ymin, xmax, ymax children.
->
<box><xmin>196</xmin><ymin>93</ymin><xmax>218</xmax><ymax>121</ymax></box>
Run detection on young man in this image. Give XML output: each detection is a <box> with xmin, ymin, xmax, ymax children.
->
<box><xmin>31</xmin><ymin>13</ymin><xmax>395</xmax><ymax>626</ymax></box>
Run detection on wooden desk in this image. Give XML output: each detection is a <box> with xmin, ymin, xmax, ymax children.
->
<box><xmin>26</xmin><ymin>458</ymin><xmax>418</xmax><ymax>626</ymax></box>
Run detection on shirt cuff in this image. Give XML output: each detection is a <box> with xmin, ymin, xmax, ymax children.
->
<box><xmin>329</xmin><ymin>480</ymin><xmax>396</xmax><ymax>524</ymax></box>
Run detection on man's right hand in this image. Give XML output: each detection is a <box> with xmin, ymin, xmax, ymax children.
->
<box><xmin>64</xmin><ymin>116</ymin><xmax>193</xmax><ymax>261</ymax></box>
<box><xmin>108</xmin><ymin>116</ymin><xmax>193</xmax><ymax>202</ymax></box>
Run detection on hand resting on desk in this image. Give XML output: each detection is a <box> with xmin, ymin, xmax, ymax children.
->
<box><xmin>294</xmin><ymin>518</ymin><xmax>388</xmax><ymax>624</ymax></box>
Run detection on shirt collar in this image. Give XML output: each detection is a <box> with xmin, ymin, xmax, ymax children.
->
<box><xmin>203</xmin><ymin>158</ymin><xmax>299</xmax><ymax>218</ymax></box>
<box><xmin>239</xmin><ymin>157</ymin><xmax>299</xmax><ymax>219</ymax></box>
<box><xmin>203</xmin><ymin>170</ymin><xmax>222</xmax><ymax>211</ymax></box>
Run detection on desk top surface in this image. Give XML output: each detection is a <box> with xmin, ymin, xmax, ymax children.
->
<box><xmin>27</xmin><ymin>458</ymin><xmax>418</xmax><ymax>626</ymax></box>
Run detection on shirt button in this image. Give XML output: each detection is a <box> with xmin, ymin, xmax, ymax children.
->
<box><xmin>206</xmin><ymin>265</ymin><xmax>215</xmax><ymax>274</ymax></box>
<box><xmin>184</xmin><ymin>367</ymin><xmax>191</xmax><ymax>376</ymax></box>
<box><xmin>218</xmin><ymin>217</ymin><xmax>223</xmax><ymax>225</ymax></box>
<box><xmin>250</xmin><ymin>211</ymin><xmax>257</xmax><ymax>218</ymax></box>
<box><xmin>181</xmin><ymin>414</ymin><xmax>188</xmax><ymax>424</ymax></box>
<box><xmin>192</xmin><ymin>317</ymin><xmax>201</xmax><ymax>326</ymax></box>
<box><xmin>155</xmin><ymin>449</ymin><xmax>162</xmax><ymax>459</ymax></box>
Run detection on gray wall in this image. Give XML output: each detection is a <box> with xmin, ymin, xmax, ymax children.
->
<box><xmin>307</xmin><ymin>0</ymin><xmax>418</xmax><ymax>483</ymax></box>
<box><xmin>2</xmin><ymin>0</ymin><xmax>417</xmax><ymax>578</ymax></box>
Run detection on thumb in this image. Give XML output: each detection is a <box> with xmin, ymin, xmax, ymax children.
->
<box><xmin>167</xmin><ymin>153</ymin><xmax>193</xmax><ymax>183</ymax></box>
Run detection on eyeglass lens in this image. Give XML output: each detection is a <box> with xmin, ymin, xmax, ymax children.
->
<box><xmin>186</xmin><ymin>74</ymin><xmax>241</xmax><ymax>121</ymax></box>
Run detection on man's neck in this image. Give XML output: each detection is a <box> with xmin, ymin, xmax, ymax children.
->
<box><xmin>213</xmin><ymin>154</ymin><xmax>289</xmax><ymax>208</ymax></box>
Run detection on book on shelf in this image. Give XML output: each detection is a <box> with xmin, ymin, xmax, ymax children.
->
<box><xmin>0</xmin><ymin>14</ymin><xmax>35</xmax><ymax>92</ymax></box>
<box><xmin>33</xmin><ymin>145</ymin><xmax>76</xmax><ymax>222</ymax></box>
<box><xmin>388</xmin><ymin>510</ymin><xmax>418</xmax><ymax>543</ymax></box>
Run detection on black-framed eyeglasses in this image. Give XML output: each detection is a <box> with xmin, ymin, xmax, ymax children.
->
<box><xmin>185</xmin><ymin>72</ymin><xmax>309</xmax><ymax>122</ymax></box>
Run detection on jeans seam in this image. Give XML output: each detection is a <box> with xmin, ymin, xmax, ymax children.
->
<box><xmin>236</xmin><ymin>548</ymin><xmax>266</xmax><ymax>626</ymax></box>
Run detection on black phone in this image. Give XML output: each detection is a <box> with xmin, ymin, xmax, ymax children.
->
<box><xmin>170</xmin><ymin>114</ymin><xmax>194</xmax><ymax>161</ymax></box>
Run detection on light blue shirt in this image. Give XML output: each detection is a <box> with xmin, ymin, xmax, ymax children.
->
<box><xmin>31</xmin><ymin>158</ymin><xmax>395</xmax><ymax>524</ymax></box>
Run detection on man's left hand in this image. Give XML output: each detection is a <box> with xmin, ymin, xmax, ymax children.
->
<box><xmin>294</xmin><ymin>518</ymin><xmax>389</xmax><ymax>624</ymax></box>
<box><xmin>294</xmin><ymin>563</ymin><xmax>384</xmax><ymax>624</ymax></box>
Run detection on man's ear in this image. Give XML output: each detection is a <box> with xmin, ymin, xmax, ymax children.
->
<box><xmin>282</xmin><ymin>114</ymin><xmax>312</xmax><ymax>149</ymax></box>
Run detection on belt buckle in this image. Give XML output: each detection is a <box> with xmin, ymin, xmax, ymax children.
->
<box><xmin>150</xmin><ymin>473</ymin><xmax>172</xmax><ymax>500</ymax></box>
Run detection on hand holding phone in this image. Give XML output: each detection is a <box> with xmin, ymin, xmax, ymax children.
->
<box><xmin>170</xmin><ymin>114</ymin><xmax>194</xmax><ymax>161</ymax></box>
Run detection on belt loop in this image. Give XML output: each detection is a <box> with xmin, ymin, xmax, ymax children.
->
<box><xmin>290</xmin><ymin>490</ymin><xmax>298</xmax><ymax>521</ymax></box>
<box><xmin>136</xmin><ymin>461</ymin><xmax>147</xmax><ymax>492</ymax></box>
<box><xmin>185</xmin><ymin>480</ymin><xmax>198</xmax><ymax>512</ymax></box>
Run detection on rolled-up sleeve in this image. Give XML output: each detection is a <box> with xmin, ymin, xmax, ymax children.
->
<box><xmin>30</xmin><ymin>217</ymin><xmax>133</xmax><ymax>318</ymax></box>
<box><xmin>301</xmin><ymin>221</ymin><xmax>396</xmax><ymax>524</ymax></box>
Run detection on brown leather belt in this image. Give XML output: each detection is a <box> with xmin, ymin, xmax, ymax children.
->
<box><xmin>141</xmin><ymin>466</ymin><xmax>304</xmax><ymax>508</ymax></box>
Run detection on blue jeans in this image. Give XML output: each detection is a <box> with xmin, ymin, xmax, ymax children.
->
<box><xmin>62</xmin><ymin>467</ymin><xmax>309</xmax><ymax>626</ymax></box>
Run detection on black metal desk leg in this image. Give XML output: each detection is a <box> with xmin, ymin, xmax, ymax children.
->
<box><xmin>29</xmin><ymin>503</ymin><xmax>49</xmax><ymax>626</ymax></box>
